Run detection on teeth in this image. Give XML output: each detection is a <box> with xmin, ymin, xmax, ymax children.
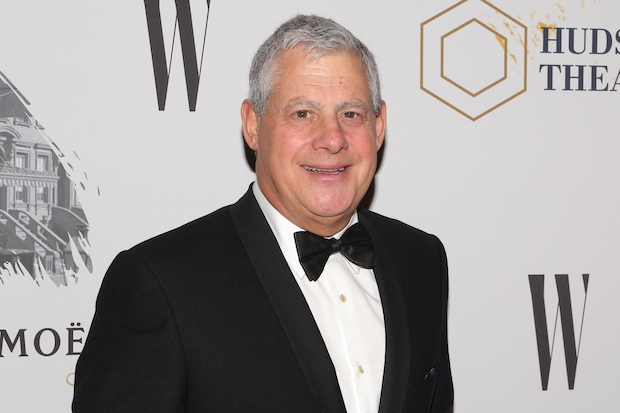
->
<box><xmin>303</xmin><ymin>166</ymin><xmax>345</xmax><ymax>174</ymax></box>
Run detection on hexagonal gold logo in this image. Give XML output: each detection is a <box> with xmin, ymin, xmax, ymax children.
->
<box><xmin>421</xmin><ymin>0</ymin><xmax>527</xmax><ymax>120</ymax></box>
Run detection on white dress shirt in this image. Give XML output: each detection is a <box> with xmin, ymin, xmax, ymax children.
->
<box><xmin>253</xmin><ymin>183</ymin><xmax>385</xmax><ymax>413</ymax></box>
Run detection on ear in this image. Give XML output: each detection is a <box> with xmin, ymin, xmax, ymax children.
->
<box><xmin>374</xmin><ymin>101</ymin><xmax>387</xmax><ymax>150</ymax></box>
<box><xmin>241</xmin><ymin>99</ymin><xmax>259</xmax><ymax>151</ymax></box>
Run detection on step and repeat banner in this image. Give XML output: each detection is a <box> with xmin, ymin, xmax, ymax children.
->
<box><xmin>1</xmin><ymin>1</ymin><xmax>618</xmax><ymax>411</ymax></box>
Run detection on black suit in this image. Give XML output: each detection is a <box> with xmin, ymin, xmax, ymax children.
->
<box><xmin>73</xmin><ymin>188</ymin><xmax>453</xmax><ymax>412</ymax></box>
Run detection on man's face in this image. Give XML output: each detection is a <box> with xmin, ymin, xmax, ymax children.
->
<box><xmin>242</xmin><ymin>46</ymin><xmax>386</xmax><ymax>236</ymax></box>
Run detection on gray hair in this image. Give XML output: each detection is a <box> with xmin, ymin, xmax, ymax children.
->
<box><xmin>249</xmin><ymin>14</ymin><xmax>381</xmax><ymax>116</ymax></box>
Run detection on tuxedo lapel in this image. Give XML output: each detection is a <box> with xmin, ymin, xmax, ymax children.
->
<box><xmin>230</xmin><ymin>189</ymin><xmax>347</xmax><ymax>413</ymax></box>
<box><xmin>359</xmin><ymin>212</ymin><xmax>411</xmax><ymax>413</ymax></box>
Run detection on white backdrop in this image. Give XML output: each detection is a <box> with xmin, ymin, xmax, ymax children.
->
<box><xmin>1</xmin><ymin>1</ymin><xmax>619</xmax><ymax>411</ymax></box>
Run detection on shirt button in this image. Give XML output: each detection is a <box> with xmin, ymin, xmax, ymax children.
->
<box><xmin>339</xmin><ymin>294</ymin><xmax>347</xmax><ymax>303</ymax></box>
<box><xmin>358</xmin><ymin>364</ymin><xmax>365</xmax><ymax>374</ymax></box>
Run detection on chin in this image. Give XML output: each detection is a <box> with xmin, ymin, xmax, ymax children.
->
<box><xmin>307</xmin><ymin>202</ymin><xmax>355</xmax><ymax>220</ymax></box>
<box><xmin>302</xmin><ymin>191</ymin><xmax>359</xmax><ymax>217</ymax></box>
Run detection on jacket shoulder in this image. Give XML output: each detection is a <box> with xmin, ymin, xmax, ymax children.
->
<box><xmin>127</xmin><ymin>204</ymin><xmax>238</xmax><ymax>264</ymax></box>
<box><xmin>358</xmin><ymin>209</ymin><xmax>440</xmax><ymax>244</ymax></box>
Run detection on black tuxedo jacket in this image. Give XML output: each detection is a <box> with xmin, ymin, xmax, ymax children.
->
<box><xmin>73</xmin><ymin>189</ymin><xmax>453</xmax><ymax>412</ymax></box>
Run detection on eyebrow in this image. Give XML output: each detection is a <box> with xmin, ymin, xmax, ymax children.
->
<box><xmin>282</xmin><ymin>98</ymin><xmax>370</xmax><ymax>113</ymax></box>
<box><xmin>282</xmin><ymin>98</ymin><xmax>324</xmax><ymax>112</ymax></box>
<box><xmin>334</xmin><ymin>100</ymin><xmax>370</xmax><ymax>113</ymax></box>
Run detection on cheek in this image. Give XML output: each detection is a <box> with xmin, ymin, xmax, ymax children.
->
<box><xmin>356</xmin><ymin>139</ymin><xmax>380</xmax><ymax>166</ymax></box>
<box><xmin>262</xmin><ymin>143</ymin><xmax>301</xmax><ymax>181</ymax></box>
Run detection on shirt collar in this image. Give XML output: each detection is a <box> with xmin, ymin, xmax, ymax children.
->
<box><xmin>252</xmin><ymin>182</ymin><xmax>361</xmax><ymax>279</ymax></box>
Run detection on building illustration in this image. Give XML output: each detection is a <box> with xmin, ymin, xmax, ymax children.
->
<box><xmin>0</xmin><ymin>72</ymin><xmax>91</xmax><ymax>287</ymax></box>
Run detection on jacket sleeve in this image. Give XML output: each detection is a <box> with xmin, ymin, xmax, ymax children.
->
<box><xmin>72</xmin><ymin>250</ymin><xmax>187</xmax><ymax>412</ymax></box>
<box><xmin>430</xmin><ymin>236</ymin><xmax>453</xmax><ymax>413</ymax></box>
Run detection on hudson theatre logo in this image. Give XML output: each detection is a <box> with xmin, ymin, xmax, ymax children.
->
<box><xmin>421</xmin><ymin>0</ymin><xmax>527</xmax><ymax>121</ymax></box>
<box><xmin>421</xmin><ymin>1</ymin><xmax>620</xmax><ymax>120</ymax></box>
<box><xmin>538</xmin><ymin>26</ymin><xmax>620</xmax><ymax>91</ymax></box>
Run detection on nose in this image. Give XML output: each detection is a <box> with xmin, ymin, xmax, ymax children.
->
<box><xmin>312</xmin><ymin>116</ymin><xmax>348</xmax><ymax>153</ymax></box>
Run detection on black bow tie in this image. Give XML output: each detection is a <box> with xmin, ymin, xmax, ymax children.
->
<box><xmin>294</xmin><ymin>222</ymin><xmax>374</xmax><ymax>281</ymax></box>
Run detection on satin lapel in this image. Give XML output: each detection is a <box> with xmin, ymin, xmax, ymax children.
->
<box><xmin>230</xmin><ymin>189</ymin><xmax>347</xmax><ymax>413</ymax></box>
<box><xmin>359</xmin><ymin>212</ymin><xmax>411</xmax><ymax>413</ymax></box>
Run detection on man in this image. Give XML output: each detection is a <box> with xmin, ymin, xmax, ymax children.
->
<box><xmin>73</xmin><ymin>15</ymin><xmax>453</xmax><ymax>413</ymax></box>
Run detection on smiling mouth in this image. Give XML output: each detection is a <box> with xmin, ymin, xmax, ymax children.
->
<box><xmin>302</xmin><ymin>165</ymin><xmax>346</xmax><ymax>174</ymax></box>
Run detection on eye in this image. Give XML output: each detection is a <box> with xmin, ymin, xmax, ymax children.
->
<box><xmin>343</xmin><ymin>111</ymin><xmax>359</xmax><ymax>119</ymax></box>
<box><xmin>295</xmin><ymin>110</ymin><xmax>310</xmax><ymax>119</ymax></box>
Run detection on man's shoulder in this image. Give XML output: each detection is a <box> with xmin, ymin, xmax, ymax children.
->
<box><xmin>129</xmin><ymin>188</ymin><xmax>257</xmax><ymax>255</ymax></box>
<box><xmin>358</xmin><ymin>209</ymin><xmax>438</xmax><ymax>242</ymax></box>
<box><xmin>359</xmin><ymin>209</ymin><xmax>447</xmax><ymax>273</ymax></box>
<box><xmin>358</xmin><ymin>209</ymin><xmax>446</xmax><ymax>261</ymax></box>
<box><xmin>102</xmin><ymin>191</ymin><xmax>260</xmax><ymax>286</ymax></box>
<box><xmin>124</xmin><ymin>203</ymin><xmax>241</xmax><ymax>267</ymax></box>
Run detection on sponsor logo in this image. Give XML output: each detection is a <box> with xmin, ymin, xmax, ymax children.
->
<box><xmin>144</xmin><ymin>0</ymin><xmax>212</xmax><ymax>111</ymax></box>
<box><xmin>0</xmin><ymin>322</ymin><xmax>85</xmax><ymax>358</ymax></box>
<box><xmin>528</xmin><ymin>274</ymin><xmax>589</xmax><ymax>390</ymax></box>
<box><xmin>421</xmin><ymin>0</ymin><xmax>527</xmax><ymax>120</ymax></box>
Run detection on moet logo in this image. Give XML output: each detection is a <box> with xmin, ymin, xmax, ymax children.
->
<box><xmin>420</xmin><ymin>0</ymin><xmax>527</xmax><ymax>120</ymax></box>
<box><xmin>144</xmin><ymin>0</ymin><xmax>211</xmax><ymax>111</ymax></box>
<box><xmin>528</xmin><ymin>274</ymin><xmax>590</xmax><ymax>390</ymax></box>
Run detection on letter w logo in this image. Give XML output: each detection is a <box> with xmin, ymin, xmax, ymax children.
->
<box><xmin>528</xmin><ymin>274</ymin><xmax>590</xmax><ymax>390</ymax></box>
<box><xmin>144</xmin><ymin>0</ymin><xmax>211</xmax><ymax>111</ymax></box>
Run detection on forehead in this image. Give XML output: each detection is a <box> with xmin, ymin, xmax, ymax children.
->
<box><xmin>270</xmin><ymin>46</ymin><xmax>369</xmax><ymax>90</ymax></box>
